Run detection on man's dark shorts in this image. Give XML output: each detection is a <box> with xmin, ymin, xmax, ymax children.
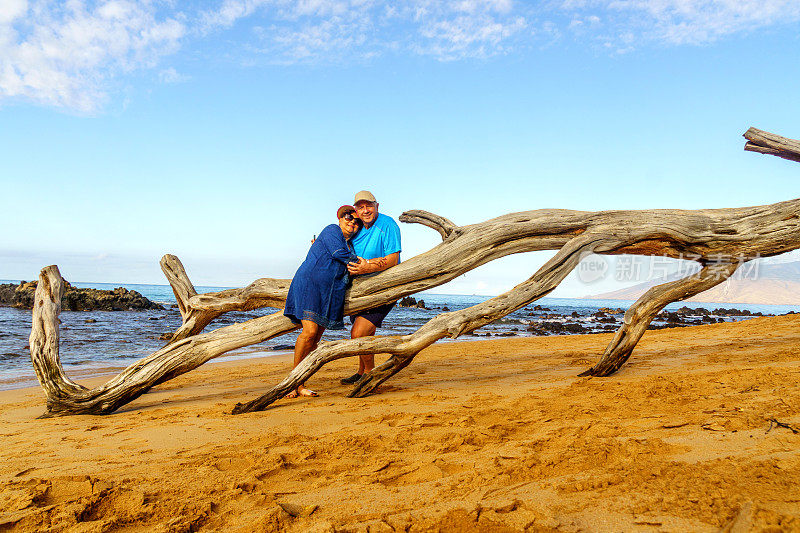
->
<box><xmin>350</xmin><ymin>301</ymin><xmax>396</xmax><ymax>328</ymax></box>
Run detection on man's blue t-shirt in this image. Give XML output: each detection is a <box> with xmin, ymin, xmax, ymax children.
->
<box><xmin>352</xmin><ymin>213</ymin><xmax>401</xmax><ymax>261</ymax></box>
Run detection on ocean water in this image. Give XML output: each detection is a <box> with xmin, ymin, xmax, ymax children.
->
<box><xmin>2</xmin><ymin>280</ymin><xmax>799</xmax><ymax>391</ymax></box>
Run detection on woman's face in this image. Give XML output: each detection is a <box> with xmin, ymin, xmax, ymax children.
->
<box><xmin>338</xmin><ymin>211</ymin><xmax>360</xmax><ymax>238</ymax></box>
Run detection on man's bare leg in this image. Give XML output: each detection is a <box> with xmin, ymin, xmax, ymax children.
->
<box><xmin>351</xmin><ymin>316</ymin><xmax>377</xmax><ymax>374</ymax></box>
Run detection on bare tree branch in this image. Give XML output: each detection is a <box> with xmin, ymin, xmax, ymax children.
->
<box><xmin>744</xmin><ymin>127</ymin><xmax>800</xmax><ymax>163</ymax></box>
<box><xmin>579</xmin><ymin>262</ymin><xmax>739</xmax><ymax>377</ymax></box>
<box><xmin>26</xmin><ymin>127</ymin><xmax>800</xmax><ymax>417</ymax></box>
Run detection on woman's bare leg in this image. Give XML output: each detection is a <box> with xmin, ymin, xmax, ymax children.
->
<box><xmin>290</xmin><ymin>320</ymin><xmax>324</xmax><ymax>397</ymax></box>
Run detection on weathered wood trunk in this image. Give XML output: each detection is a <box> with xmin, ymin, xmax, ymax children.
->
<box><xmin>28</xmin><ymin>127</ymin><xmax>800</xmax><ymax>417</ymax></box>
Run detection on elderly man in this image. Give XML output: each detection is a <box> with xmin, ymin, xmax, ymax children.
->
<box><xmin>341</xmin><ymin>190</ymin><xmax>402</xmax><ymax>384</ymax></box>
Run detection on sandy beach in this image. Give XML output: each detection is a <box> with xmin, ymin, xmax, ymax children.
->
<box><xmin>1</xmin><ymin>315</ymin><xmax>799</xmax><ymax>532</ymax></box>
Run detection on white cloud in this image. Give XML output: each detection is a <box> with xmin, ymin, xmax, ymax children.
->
<box><xmin>0</xmin><ymin>0</ymin><xmax>185</xmax><ymax>112</ymax></box>
<box><xmin>409</xmin><ymin>1</ymin><xmax>527</xmax><ymax>60</ymax></box>
<box><xmin>200</xmin><ymin>0</ymin><xmax>268</xmax><ymax>31</ymax></box>
<box><xmin>2</xmin><ymin>0</ymin><xmax>799</xmax><ymax>112</ymax></box>
<box><xmin>247</xmin><ymin>1</ymin><xmax>378</xmax><ymax>62</ymax></box>
<box><xmin>202</xmin><ymin>0</ymin><xmax>529</xmax><ymax>63</ymax></box>
<box><xmin>269</xmin><ymin>19</ymin><xmax>369</xmax><ymax>61</ymax></box>
<box><xmin>564</xmin><ymin>0</ymin><xmax>800</xmax><ymax>46</ymax></box>
<box><xmin>0</xmin><ymin>0</ymin><xmax>28</xmax><ymax>24</ymax></box>
<box><xmin>203</xmin><ymin>0</ymin><xmax>800</xmax><ymax>65</ymax></box>
<box><xmin>158</xmin><ymin>66</ymin><xmax>189</xmax><ymax>83</ymax></box>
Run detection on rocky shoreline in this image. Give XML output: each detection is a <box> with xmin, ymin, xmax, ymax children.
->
<box><xmin>0</xmin><ymin>280</ymin><xmax>162</xmax><ymax>311</ymax></box>
<box><xmin>394</xmin><ymin>297</ymin><xmax>788</xmax><ymax>338</ymax></box>
<box><xmin>462</xmin><ymin>304</ymin><xmax>784</xmax><ymax>338</ymax></box>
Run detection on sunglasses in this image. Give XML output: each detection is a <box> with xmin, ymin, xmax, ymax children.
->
<box><xmin>342</xmin><ymin>212</ymin><xmax>357</xmax><ymax>221</ymax></box>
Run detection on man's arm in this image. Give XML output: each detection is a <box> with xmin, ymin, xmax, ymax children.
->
<box><xmin>347</xmin><ymin>252</ymin><xmax>399</xmax><ymax>275</ymax></box>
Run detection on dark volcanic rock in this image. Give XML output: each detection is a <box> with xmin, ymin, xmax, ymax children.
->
<box><xmin>527</xmin><ymin>321</ymin><xmax>587</xmax><ymax>335</ymax></box>
<box><xmin>0</xmin><ymin>280</ymin><xmax>162</xmax><ymax>311</ymax></box>
<box><xmin>0</xmin><ymin>284</ymin><xmax>17</xmax><ymax>306</ymax></box>
<box><xmin>541</xmin><ymin>313</ymin><xmax>563</xmax><ymax>319</ymax></box>
<box><xmin>397</xmin><ymin>296</ymin><xmax>427</xmax><ymax>309</ymax></box>
<box><xmin>269</xmin><ymin>344</ymin><xmax>296</xmax><ymax>351</ymax></box>
<box><xmin>712</xmin><ymin>307</ymin><xmax>750</xmax><ymax>316</ymax></box>
<box><xmin>399</xmin><ymin>296</ymin><xmax>416</xmax><ymax>307</ymax></box>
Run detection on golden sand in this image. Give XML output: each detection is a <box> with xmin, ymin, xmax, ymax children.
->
<box><xmin>1</xmin><ymin>315</ymin><xmax>799</xmax><ymax>532</ymax></box>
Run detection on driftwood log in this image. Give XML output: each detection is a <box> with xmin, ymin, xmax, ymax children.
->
<box><xmin>28</xmin><ymin>127</ymin><xmax>800</xmax><ymax>417</ymax></box>
<box><xmin>744</xmin><ymin>127</ymin><xmax>800</xmax><ymax>164</ymax></box>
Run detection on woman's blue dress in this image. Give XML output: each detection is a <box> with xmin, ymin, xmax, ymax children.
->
<box><xmin>283</xmin><ymin>224</ymin><xmax>357</xmax><ymax>330</ymax></box>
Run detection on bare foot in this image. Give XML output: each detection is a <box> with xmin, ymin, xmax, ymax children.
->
<box><xmin>297</xmin><ymin>387</ymin><xmax>319</xmax><ymax>397</ymax></box>
<box><xmin>284</xmin><ymin>389</ymin><xmax>299</xmax><ymax>399</ymax></box>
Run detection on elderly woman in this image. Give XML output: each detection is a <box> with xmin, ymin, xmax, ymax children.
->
<box><xmin>283</xmin><ymin>205</ymin><xmax>361</xmax><ymax>397</ymax></box>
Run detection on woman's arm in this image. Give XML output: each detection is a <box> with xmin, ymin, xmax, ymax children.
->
<box><xmin>318</xmin><ymin>225</ymin><xmax>355</xmax><ymax>263</ymax></box>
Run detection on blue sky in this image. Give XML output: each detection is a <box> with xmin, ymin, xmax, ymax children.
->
<box><xmin>2</xmin><ymin>0</ymin><xmax>800</xmax><ymax>295</ymax></box>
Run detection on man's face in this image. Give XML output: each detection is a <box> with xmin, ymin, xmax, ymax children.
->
<box><xmin>355</xmin><ymin>200</ymin><xmax>378</xmax><ymax>225</ymax></box>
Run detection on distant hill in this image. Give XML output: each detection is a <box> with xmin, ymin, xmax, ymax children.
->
<box><xmin>584</xmin><ymin>261</ymin><xmax>800</xmax><ymax>305</ymax></box>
